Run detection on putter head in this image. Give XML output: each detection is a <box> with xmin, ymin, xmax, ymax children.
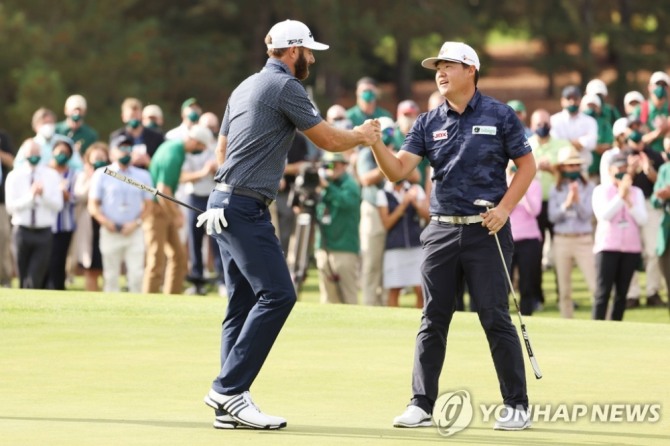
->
<box><xmin>473</xmin><ymin>199</ymin><xmax>494</xmax><ymax>208</ymax></box>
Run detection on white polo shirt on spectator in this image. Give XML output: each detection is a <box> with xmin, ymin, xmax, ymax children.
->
<box><xmin>5</xmin><ymin>164</ymin><xmax>63</xmax><ymax>228</ymax></box>
<box><xmin>550</xmin><ymin>110</ymin><xmax>598</xmax><ymax>170</ymax></box>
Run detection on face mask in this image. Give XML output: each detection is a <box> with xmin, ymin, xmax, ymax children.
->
<box><xmin>191</xmin><ymin>150</ymin><xmax>203</xmax><ymax>156</ymax></box>
<box><xmin>38</xmin><ymin>123</ymin><xmax>56</xmax><ymax>139</ymax></box>
<box><xmin>127</xmin><ymin>118</ymin><xmax>141</xmax><ymax>129</ymax></box>
<box><xmin>54</xmin><ymin>153</ymin><xmax>70</xmax><ymax>166</ymax></box>
<box><xmin>628</xmin><ymin>130</ymin><xmax>642</xmax><ymax>143</ymax></box>
<box><xmin>70</xmin><ymin>113</ymin><xmax>82</xmax><ymax>122</ymax></box>
<box><xmin>382</xmin><ymin>127</ymin><xmax>395</xmax><ymax>146</ymax></box>
<box><xmin>145</xmin><ymin>120</ymin><xmax>158</xmax><ymax>129</ymax></box>
<box><xmin>535</xmin><ymin>124</ymin><xmax>550</xmax><ymax>138</ymax></box>
<box><xmin>92</xmin><ymin>160</ymin><xmax>108</xmax><ymax>170</ymax></box>
<box><xmin>654</xmin><ymin>85</ymin><xmax>667</xmax><ymax>99</ymax></box>
<box><xmin>361</xmin><ymin>90</ymin><xmax>376</xmax><ymax>103</ymax></box>
<box><xmin>397</xmin><ymin>115</ymin><xmax>416</xmax><ymax>131</ymax></box>
<box><xmin>614</xmin><ymin>172</ymin><xmax>626</xmax><ymax>180</ymax></box>
<box><xmin>27</xmin><ymin>155</ymin><xmax>41</xmax><ymax>166</ymax></box>
<box><xmin>187</xmin><ymin>111</ymin><xmax>200</xmax><ymax>123</ymax></box>
<box><xmin>561</xmin><ymin>171</ymin><xmax>581</xmax><ymax>180</ymax></box>
<box><xmin>565</xmin><ymin>104</ymin><xmax>579</xmax><ymax>114</ymax></box>
<box><xmin>583</xmin><ymin>109</ymin><xmax>596</xmax><ymax>117</ymax></box>
<box><xmin>119</xmin><ymin>155</ymin><xmax>132</xmax><ymax>165</ymax></box>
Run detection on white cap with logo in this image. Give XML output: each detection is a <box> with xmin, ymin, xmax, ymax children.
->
<box><xmin>267</xmin><ymin>20</ymin><xmax>329</xmax><ymax>51</ymax></box>
<box><xmin>623</xmin><ymin>91</ymin><xmax>644</xmax><ymax>107</ymax></box>
<box><xmin>650</xmin><ymin>71</ymin><xmax>670</xmax><ymax>86</ymax></box>
<box><xmin>421</xmin><ymin>42</ymin><xmax>480</xmax><ymax>71</ymax></box>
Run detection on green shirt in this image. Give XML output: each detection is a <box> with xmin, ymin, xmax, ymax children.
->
<box><xmin>346</xmin><ymin>105</ymin><xmax>392</xmax><ymax>127</ymax></box>
<box><xmin>315</xmin><ymin>172</ymin><xmax>361</xmax><ymax>253</ymax></box>
<box><xmin>528</xmin><ymin>135</ymin><xmax>569</xmax><ymax>200</ymax></box>
<box><xmin>55</xmin><ymin>120</ymin><xmax>99</xmax><ymax>155</ymax></box>
<box><xmin>394</xmin><ymin>129</ymin><xmax>430</xmax><ymax>187</ymax></box>
<box><xmin>633</xmin><ymin>100</ymin><xmax>670</xmax><ymax>152</ymax></box>
<box><xmin>149</xmin><ymin>139</ymin><xmax>186</xmax><ymax>195</ymax></box>
<box><xmin>588</xmin><ymin>113</ymin><xmax>615</xmax><ymax>174</ymax></box>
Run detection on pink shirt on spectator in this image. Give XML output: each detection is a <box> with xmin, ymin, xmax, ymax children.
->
<box><xmin>592</xmin><ymin>183</ymin><xmax>647</xmax><ymax>253</ymax></box>
<box><xmin>509</xmin><ymin>178</ymin><xmax>543</xmax><ymax>241</ymax></box>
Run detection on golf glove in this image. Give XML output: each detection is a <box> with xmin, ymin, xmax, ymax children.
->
<box><xmin>196</xmin><ymin>208</ymin><xmax>228</xmax><ymax>235</ymax></box>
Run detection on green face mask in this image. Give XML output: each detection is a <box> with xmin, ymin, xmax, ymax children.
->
<box><xmin>583</xmin><ymin>109</ymin><xmax>596</xmax><ymax>117</ymax></box>
<box><xmin>119</xmin><ymin>155</ymin><xmax>132</xmax><ymax>165</ymax></box>
<box><xmin>54</xmin><ymin>153</ymin><xmax>70</xmax><ymax>166</ymax></box>
<box><xmin>361</xmin><ymin>90</ymin><xmax>376</xmax><ymax>103</ymax></box>
<box><xmin>654</xmin><ymin>85</ymin><xmax>667</xmax><ymax>99</ymax></box>
<box><xmin>191</xmin><ymin>150</ymin><xmax>203</xmax><ymax>156</ymax></box>
<box><xmin>127</xmin><ymin>118</ymin><xmax>141</xmax><ymax>129</ymax></box>
<box><xmin>92</xmin><ymin>160</ymin><xmax>108</xmax><ymax>170</ymax></box>
<box><xmin>561</xmin><ymin>171</ymin><xmax>581</xmax><ymax>180</ymax></box>
<box><xmin>27</xmin><ymin>155</ymin><xmax>41</xmax><ymax>165</ymax></box>
<box><xmin>70</xmin><ymin>113</ymin><xmax>82</xmax><ymax>122</ymax></box>
<box><xmin>614</xmin><ymin>172</ymin><xmax>626</xmax><ymax>180</ymax></box>
<box><xmin>187</xmin><ymin>111</ymin><xmax>200</xmax><ymax>123</ymax></box>
<box><xmin>145</xmin><ymin>121</ymin><xmax>158</xmax><ymax>129</ymax></box>
<box><xmin>565</xmin><ymin>104</ymin><xmax>579</xmax><ymax>114</ymax></box>
<box><xmin>628</xmin><ymin>130</ymin><xmax>642</xmax><ymax>143</ymax></box>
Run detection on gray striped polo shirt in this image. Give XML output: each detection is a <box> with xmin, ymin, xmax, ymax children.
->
<box><xmin>214</xmin><ymin>58</ymin><xmax>323</xmax><ymax>200</ymax></box>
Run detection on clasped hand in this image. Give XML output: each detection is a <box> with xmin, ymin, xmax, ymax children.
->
<box><xmin>196</xmin><ymin>208</ymin><xmax>228</xmax><ymax>235</ymax></box>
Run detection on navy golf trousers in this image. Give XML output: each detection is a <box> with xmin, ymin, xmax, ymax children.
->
<box><xmin>411</xmin><ymin>221</ymin><xmax>528</xmax><ymax>412</ymax></box>
<box><xmin>207</xmin><ymin>190</ymin><xmax>296</xmax><ymax>395</ymax></box>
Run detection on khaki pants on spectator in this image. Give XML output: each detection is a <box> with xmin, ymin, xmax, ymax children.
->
<box><xmin>0</xmin><ymin>204</ymin><xmax>14</xmax><ymax>285</ymax></box>
<box><xmin>627</xmin><ymin>201</ymin><xmax>665</xmax><ymax>299</ymax></box>
<box><xmin>359</xmin><ymin>201</ymin><xmax>386</xmax><ymax>306</ymax></box>
<box><xmin>142</xmin><ymin>202</ymin><xmax>187</xmax><ymax>294</ymax></box>
<box><xmin>316</xmin><ymin>250</ymin><xmax>359</xmax><ymax>304</ymax></box>
<box><xmin>553</xmin><ymin>234</ymin><xmax>597</xmax><ymax>318</ymax></box>
<box><xmin>100</xmin><ymin>226</ymin><xmax>145</xmax><ymax>293</ymax></box>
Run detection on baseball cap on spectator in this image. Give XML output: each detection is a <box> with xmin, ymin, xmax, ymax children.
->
<box><xmin>181</xmin><ymin>97</ymin><xmax>198</xmax><ymax>111</ymax></box>
<box><xmin>610</xmin><ymin>153</ymin><xmax>628</xmax><ymax>168</ymax></box>
<box><xmin>322</xmin><ymin>152</ymin><xmax>347</xmax><ymax>164</ymax></box>
<box><xmin>612</xmin><ymin>117</ymin><xmax>629</xmax><ymax>138</ymax></box>
<box><xmin>111</xmin><ymin>134</ymin><xmax>134</xmax><ymax>149</ymax></box>
<box><xmin>650</xmin><ymin>71</ymin><xmax>670</xmax><ymax>86</ymax></box>
<box><xmin>561</xmin><ymin>85</ymin><xmax>581</xmax><ymax>99</ymax></box>
<box><xmin>586</xmin><ymin>79</ymin><xmax>608</xmax><ymax>97</ymax></box>
<box><xmin>507</xmin><ymin>100</ymin><xmax>526</xmax><ymax>113</ymax></box>
<box><xmin>266</xmin><ymin>19</ymin><xmax>329</xmax><ymax>51</ymax></box>
<box><xmin>581</xmin><ymin>94</ymin><xmax>602</xmax><ymax>108</ymax></box>
<box><xmin>397</xmin><ymin>100</ymin><xmax>420</xmax><ymax>116</ymax></box>
<box><xmin>143</xmin><ymin>104</ymin><xmax>163</xmax><ymax>120</ymax></box>
<box><xmin>557</xmin><ymin>145</ymin><xmax>584</xmax><ymax>165</ymax></box>
<box><xmin>421</xmin><ymin>42</ymin><xmax>480</xmax><ymax>71</ymax></box>
<box><xmin>623</xmin><ymin>91</ymin><xmax>645</xmax><ymax>108</ymax></box>
<box><xmin>188</xmin><ymin>124</ymin><xmax>215</xmax><ymax>147</ymax></box>
<box><xmin>65</xmin><ymin>94</ymin><xmax>87</xmax><ymax>112</ymax></box>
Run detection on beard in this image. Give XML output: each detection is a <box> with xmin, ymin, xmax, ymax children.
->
<box><xmin>295</xmin><ymin>48</ymin><xmax>309</xmax><ymax>81</ymax></box>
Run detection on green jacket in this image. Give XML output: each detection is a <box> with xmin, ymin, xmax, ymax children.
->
<box><xmin>55</xmin><ymin>120</ymin><xmax>99</xmax><ymax>155</ymax></box>
<box><xmin>652</xmin><ymin>162</ymin><xmax>670</xmax><ymax>256</ymax></box>
<box><xmin>315</xmin><ymin>172</ymin><xmax>360</xmax><ymax>253</ymax></box>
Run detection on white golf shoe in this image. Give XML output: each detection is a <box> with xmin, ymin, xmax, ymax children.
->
<box><xmin>493</xmin><ymin>406</ymin><xmax>532</xmax><ymax>431</ymax></box>
<box><xmin>204</xmin><ymin>389</ymin><xmax>287</xmax><ymax>429</ymax></box>
<box><xmin>393</xmin><ymin>405</ymin><xmax>432</xmax><ymax>428</ymax></box>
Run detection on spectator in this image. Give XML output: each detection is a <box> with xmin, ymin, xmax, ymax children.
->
<box><xmin>623</xmin><ymin>91</ymin><xmax>645</xmax><ymax>117</ymax></box>
<box><xmin>426</xmin><ymin>90</ymin><xmax>445</xmax><ymax>111</ymax></box>
<box><xmin>0</xmin><ymin>129</ymin><xmax>15</xmax><ymax>287</ymax></box>
<box><xmin>55</xmin><ymin>94</ymin><xmax>99</xmax><ymax>157</ymax></box>
<box><xmin>142</xmin><ymin>104</ymin><xmax>164</xmax><ymax>134</ymax></box>
<box><xmin>592</xmin><ymin>154</ymin><xmax>647</xmax><ymax>320</ymax></box>
<box><xmin>143</xmin><ymin>125</ymin><xmax>214</xmax><ymax>294</ymax></box>
<box><xmin>314</xmin><ymin>152</ymin><xmax>361</xmax><ymax>304</ymax></box>
<box><xmin>581</xmin><ymin>93</ymin><xmax>614</xmax><ymax>181</ymax></box>
<box><xmin>346</xmin><ymin>77</ymin><xmax>392</xmax><ymax>126</ymax></box>
<box><xmin>165</xmin><ymin>97</ymin><xmax>202</xmax><ymax>141</ymax></box>
<box><xmin>550</xmin><ymin>85</ymin><xmax>598</xmax><ymax>173</ymax></box>
<box><xmin>44</xmin><ymin>138</ymin><xmax>79</xmax><ymax>290</ymax></box>
<box><xmin>377</xmin><ymin>179</ymin><xmax>428</xmax><ymax>308</ymax></box>
<box><xmin>5</xmin><ymin>139</ymin><xmax>63</xmax><ymax>288</ymax></box>
<box><xmin>548</xmin><ymin>145</ymin><xmax>597</xmax><ymax>318</ymax></box>
<box><xmin>651</xmin><ymin>136</ymin><xmax>670</xmax><ymax>305</ymax></box>
<box><xmin>585</xmin><ymin>78</ymin><xmax>621</xmax><ymax>125</ymax></box>
<box><xmin>89</xmin><ymin>135</ymin><xmax>153</xmax><ymax>293</ymax></box>
<box><xmin>508</xmin><ymin>163</ymin><xmax>543</xmax><ymax>315</ymax></box>
<box><xmin>73</xmin><ymin>142</ymin><xmax>109</xmax><ymax>291</ymax></box>
<box><xmin>395</xmin><ymin>100</ymin><xmax>431</xmax><ymax>193</ymax></box>
<box><xmin>507</xmin><ymin>100</ymin><xmax>533</xmax><ymax>137</ymax></box>
<box><xmin>109</xmin><ymin>98</ymin><xmax>165</xmax><ymax>168</ymax></box>
<box><xmin>633</xmin><ymin>71</ymin><xmax>670</xmax><ymax>153</ymax></box>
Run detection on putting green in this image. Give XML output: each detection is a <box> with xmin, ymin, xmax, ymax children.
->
<box><xmin>1</xmin><ymin>289</ymin><xmax>668</xmax><ymax>445</ymax></box>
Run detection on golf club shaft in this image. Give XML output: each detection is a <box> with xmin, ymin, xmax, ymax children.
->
<box><xmin>491</xmin><ymin>230</ymin><xmax>543</xmax><ymax>379</ymax></box>
<box><xmin>103</xmin><ymin>167</ymin><xmax>205</xmax><ymax>213</ymax></box>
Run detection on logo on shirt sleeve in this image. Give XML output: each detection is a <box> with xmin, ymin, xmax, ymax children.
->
<box><xmin>472</xmin><ymin>125</ymin><xmax>497</xmax><ymax>135</ymax></box>
<box><xmin>432</xmin><ymin>130</ymin><xmax>449</xmax><ymax>141</ymax></box>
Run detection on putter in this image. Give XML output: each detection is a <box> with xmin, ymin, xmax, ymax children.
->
<box><xmin>104</xmin><ymin>167</ymin><xmax>204</xmax><ymax>213</ymax></box>
<box><xmin>474</xmin><ymin>199</ymin><xmax>543</xmax><ymax>379</ymax></box>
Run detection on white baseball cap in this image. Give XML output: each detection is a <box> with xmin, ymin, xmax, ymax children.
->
<box><xmin>143</xmin><ymin>104</ymin><xmax>163</xmax><ymax>119</ymax></box>
<box><xmin>623</xmin><ymin>91</ymin><xmax>644</xmax><ymax>107</ymax></box>
<box><xmin>586</xmin><ymin>79</ymin><xmax>608</xmax><ymax>96</ymax></box>
<box><xmin>188</xmin><ymin>124</ymin><xmax>215</xmax><ymax>147</ymax></box>
<box><xmin>581</xmin><ymin>93</ymin><xmax>602</xmax><ymax>108</ymax></box>
<box><xmin>650</xmin><ymin>71</ymin><xmax>670</xmax><ymax>86</ymax></box>
<box><xmin>65</xmin><ymin>94</ymin><xmax>87</xmax><ymax>112</ymax></box>
<box><xmin>612</xmin><ymin>117</ymin><xmax>629</xmax><ymax>138</ymax></box>
<box><xmin>421</xmin><ymin>42</ymin><xmax>480</xmax><ymax>71</ymax></box>
<box><xmin>267</xmin><ymin>20</ymin><xmax>329</xmax><ymax>51</ymax></box>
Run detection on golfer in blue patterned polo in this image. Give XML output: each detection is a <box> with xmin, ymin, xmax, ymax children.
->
<box><xmin>196</xmin><ymin>19</ymin><xmax>380</xmax><ymax>430</ymax></box>
<box><xmin>366</xmin><ymin>41</ymin><xmax>537</xmax><ymax>431</ymax></box>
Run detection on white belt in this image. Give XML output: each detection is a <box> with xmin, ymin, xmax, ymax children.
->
<box><xmin>431</xmin><ymin>215</ymin><xmax>483</xmax><ymax>225</ymax></box>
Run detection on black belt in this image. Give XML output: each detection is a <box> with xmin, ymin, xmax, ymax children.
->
<box><xmin>214</xmin><ymin>183</ymin><xmax>273</xmax><ymax>206</ymax></box>
<box><xmin>18</xmin><ymin>226</ymin><xmax>51</xmax><ymax>232</ymax></box>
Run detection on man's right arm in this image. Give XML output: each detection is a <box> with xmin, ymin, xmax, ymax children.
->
<box><xmin>303</xmin><ymin>120</ymin><xmax>379</xmax><ymax>153</ymax></box>
<box><xmin>215</xmin><ymin>135</ymin><xmax>227</xmax><ymax>165</ymax></box>
<box><xmin>369</xmin><ymin>138</ymin><xmax>422</xmax><ymax>182</ymax></box>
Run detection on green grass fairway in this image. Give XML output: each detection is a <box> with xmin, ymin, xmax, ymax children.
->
<box><xmin>1</xmin><ymin>289</ymin><xmax>669</xmax><ymax>445</ymax></box>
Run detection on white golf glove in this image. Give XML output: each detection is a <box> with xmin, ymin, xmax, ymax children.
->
<box><xmin>196</xmin><ymin>208</ymin><xmax>228</xmax><ymax>235</ymax></box>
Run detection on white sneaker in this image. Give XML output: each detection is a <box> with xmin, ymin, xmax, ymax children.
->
<box><xmin>493</xmin><ymin>406</ymin><xmax>532</xmax><ymax>431</ymax></box>
<box><xmin>204</xmin><ymin>389</ymin><xmax>286</xmax><ymax>429</ymax></box>
<box><xmin>213</xmin><ymin>409</ymin><xmax>240</xmax><ymax>429</ymax></box>
<box><xmin>393</xmin><ymin>405</ymin><xmax>432</xmax><ymax>428</ymax></box>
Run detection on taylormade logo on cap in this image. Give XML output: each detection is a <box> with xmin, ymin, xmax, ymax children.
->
<box><xmin>421</xmin><ymin>41</ymin><xmax>480</xmax><ymax>71</ymax></box>
<box><xmin>267</xmin><ymin>19</ymin><xmax>329</xmax><ymax>51</ymax></box>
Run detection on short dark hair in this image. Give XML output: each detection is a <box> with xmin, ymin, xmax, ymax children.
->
<box><xmin>461</xmin><ymin>63</ymin><xmax>479</xmax><ymax>86</ymax></box>
<box><xmin>265</xmin><ymin>34</ymin><xmax>289</xmax><ymax>58</ymax></box>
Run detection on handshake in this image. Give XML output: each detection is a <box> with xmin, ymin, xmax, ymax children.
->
<box><xmin>354</xmin><ymin>119</ymin><xmax>383</xmax><ymax>146</ymax></box>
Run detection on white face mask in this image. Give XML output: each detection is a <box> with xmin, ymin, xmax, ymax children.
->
<box><xmin>38</xmin><ymin>123</ymin><xmax>56</xmax><ymax>140</ymax></box>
